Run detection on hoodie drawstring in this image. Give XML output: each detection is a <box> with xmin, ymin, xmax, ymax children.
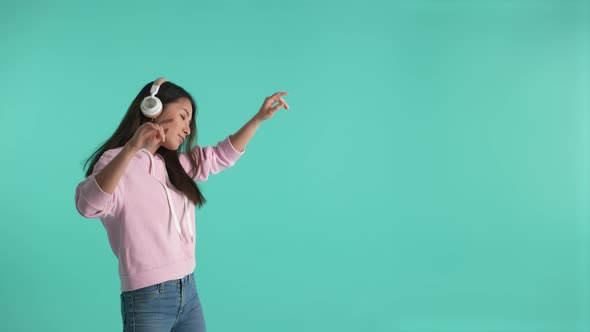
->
<box><xmin>141</xmin><ymin>149</ymin><xmax>194</xmax><ymax>243</ymax></box>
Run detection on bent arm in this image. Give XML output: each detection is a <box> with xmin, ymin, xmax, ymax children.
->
<box><xmin>74</xmin><ymin>144</ymin><xmax>136</xmax><ymax>218</ymax></box>
<box><xmin>94</xmin><ymin>144</ymin><xmax>138</xmax><ymax>194</ymax></box>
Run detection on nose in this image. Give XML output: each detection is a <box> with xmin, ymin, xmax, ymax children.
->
<box><xmin>183</xmin><ymin>125</ymin><xmax>190</xmax><ymax>137</ymax></box>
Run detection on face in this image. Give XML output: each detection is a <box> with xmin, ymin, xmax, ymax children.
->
<box><xmin>153</xmin><ymin>97</ymin><xmax>193</xmax><ymax>150</ymax></box>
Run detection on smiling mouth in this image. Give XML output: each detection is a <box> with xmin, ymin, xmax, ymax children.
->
<box><xmin>178</xmin><ymin>135</ymin><xmax>184</xmax><ymax>142</ymax></box>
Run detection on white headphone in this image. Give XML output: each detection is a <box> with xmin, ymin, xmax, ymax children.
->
<box><xmin>140</xmin><ymin>78</ymin><xmax>168</xmax><ymax>118</ymax></box>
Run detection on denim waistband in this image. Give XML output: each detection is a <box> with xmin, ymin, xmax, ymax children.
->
<box><xmin>163</xmin><ymin>272</ymin><xmax>194</xmax><ymax>285</ymax></box>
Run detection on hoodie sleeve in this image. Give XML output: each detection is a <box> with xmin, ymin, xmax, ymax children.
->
<box><xmin>179</xmin><ymin>135</ymin><xmax>245</xmax><ymax>182</ymax></box>
<box><xmin>74</xmin><ymin>150</ymin><xmax>125</xmax><ymax>219</ymax></box>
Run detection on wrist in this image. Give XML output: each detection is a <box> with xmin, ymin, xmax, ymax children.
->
<box><xmin>123</xmin><ymin>142</ymin><xmax>140</xmax><ymax>154</ymax></box>
<box><xmin>251</xmin><ymin>115</ymin><xmax>263</xmax><ymax>126</ymax></box>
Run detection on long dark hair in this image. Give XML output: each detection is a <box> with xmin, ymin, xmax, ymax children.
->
<box><xmin>82</xmin><ymin>79</ymin><xmax>207</xmax><ymax>208</ymax></box>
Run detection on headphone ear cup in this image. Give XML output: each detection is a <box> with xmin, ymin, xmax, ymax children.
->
<box><xmin>141</xmin><ymin>96</ymin><xmax>163</xmax><ymax>118</ymax></box>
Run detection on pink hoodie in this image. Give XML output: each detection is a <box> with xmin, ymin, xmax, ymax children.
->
<box><xmin>74</xmin><ymin>135</ymin><xmax>244</xmax><ymax>291</ymax></box>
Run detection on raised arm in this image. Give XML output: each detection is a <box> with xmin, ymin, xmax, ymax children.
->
<box><xmin>230</xmin><ymin>91</ymin><xmax>290</xmax><ymax>151</ymax></box>
<box><xmin>179</xmin><ymin>91</ymin><xmax>290</xmax><ymax>182</ymax></box>
<box><xmin>228</xmin><ymin>116</ymin><xmax>261</xmax><ymax>153</ymax></box>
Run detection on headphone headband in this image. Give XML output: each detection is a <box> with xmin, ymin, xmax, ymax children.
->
<box><xmin>150</xmin><ymin>77</ymin><xmax>168</xmax><ymax>95</ymax></box>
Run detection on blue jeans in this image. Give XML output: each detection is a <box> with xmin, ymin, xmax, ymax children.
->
<box><xmin>120</xmin><ymin>272</ymin><xmax>206</xmax><ymax>332</ymax></box>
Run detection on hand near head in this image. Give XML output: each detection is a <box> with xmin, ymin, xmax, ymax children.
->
<box><xmin>126</xmin><ymin>122</ymin><xmax>167</xmax><ymax>151</ymax></box>
<box><xmin>254</xmin><ymin>92</ymin><xmax>290</xmax><ymax>122</ymax></box>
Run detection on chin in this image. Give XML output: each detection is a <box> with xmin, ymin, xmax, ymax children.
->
<box><xmin>163</xmin><ymin>142</ymin><xmax>182</xmax><ymax>151</ymax></box>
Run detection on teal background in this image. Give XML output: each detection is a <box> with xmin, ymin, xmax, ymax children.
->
<box><xmin>0</xmin><ymin>0</ymin><xmax>588</xmax><ymax>331</ymax></box>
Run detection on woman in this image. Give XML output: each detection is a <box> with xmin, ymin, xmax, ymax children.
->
<box><xmin>74</xmin><ymin>77</ymin><xmax>289</xmax><ymax>332</ymax></box>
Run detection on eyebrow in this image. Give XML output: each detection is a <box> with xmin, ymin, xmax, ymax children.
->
<box><xmin>180</xmin><ymin>108</ymin><xmax>191</xmax><ymax>120</ymax></box>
